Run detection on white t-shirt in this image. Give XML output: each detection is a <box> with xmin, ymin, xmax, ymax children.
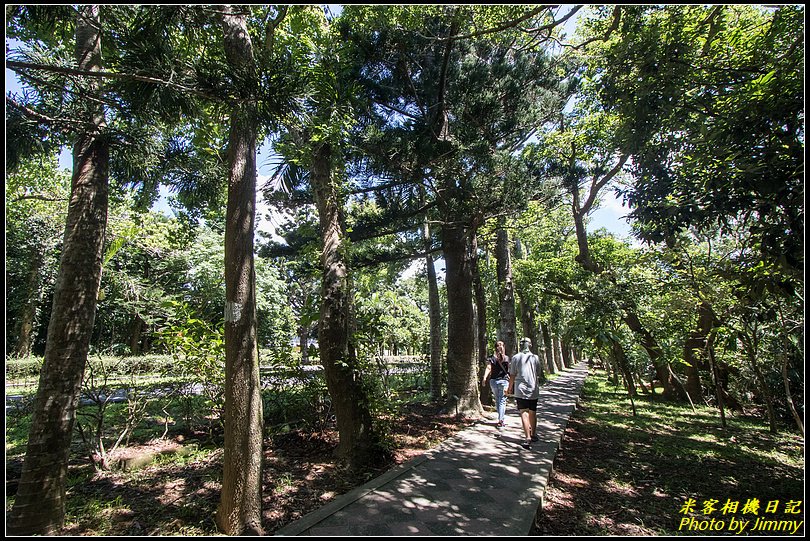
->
<box><xmin>509</xmin><ymin>350</ymin><xmax>541</xmax><ymax>399</ymax></box>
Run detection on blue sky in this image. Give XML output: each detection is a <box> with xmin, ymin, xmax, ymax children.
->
<box><xmin>6</xmin><ymin>5</ymin><xmax>632</xmax><ymax>242</ymax></box>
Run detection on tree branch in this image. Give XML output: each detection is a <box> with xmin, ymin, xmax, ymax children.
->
<box><xmin>371</xmin><ymin>98</ymin><xmax>421</xmax><ymax>121</ymax></box>
<box><xmin>579</xmin><ymin>153</ymin><xmax>629</xmax><ymax>216</ymax></box>
<box><xmin>6</xmin><ymin>60</ymin><xmax>220</xmax><ymax>101</ymax></box>
<box><xmin>570</xmin><ymin>5</ymin><xmax>622</xmax><ymax>50</ymax></box>
<box><xmin>419</xmin><ymin>6</ymin><xmax>555</xmax><ymax>42</ymax></box>
<box><xmin>12</xmin><ymin>194</ymin><xmax>69</xmax><ymax>203</ymax></box>
<box><xmin>6</xmin><ymin>96</ymin><xmax>95</xmax><ymax>132</ymax></box>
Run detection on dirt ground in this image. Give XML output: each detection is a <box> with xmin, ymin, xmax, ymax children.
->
<box><xmin>8</xmin><ymin>401</ymin><xmax>477</xmax><ymax>536</ymax></box>
<box><xmin>11</xmin><ymin>397</ymin><xmax>800</xmax><ymax>536</ymax></box>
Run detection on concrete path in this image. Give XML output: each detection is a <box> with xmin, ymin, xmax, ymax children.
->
<box><xmin>275</xmin><ymin>362</ymin><xmax>589</xmax><ymax>536</ymax></box>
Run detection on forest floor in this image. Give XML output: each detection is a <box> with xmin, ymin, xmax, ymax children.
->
<box><xmin>6</xmin><ymin>401</ymin><xmax>478</xmax><ymax>536</ymax></box>
<box><xmin>7</xmin><ymin>376</ymin><xmax>804</xmax><ymax>536</ymax></box>
<box><xmin>532</xmin><ymin>375</ymin><xmax>805</xmax><ymax>536</ymax></box>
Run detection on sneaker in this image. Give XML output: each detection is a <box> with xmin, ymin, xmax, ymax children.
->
<box><xmin>521</xmin><ymin>440</ymin><xmax>532</xmax><ymax>450</ymax></box>
<box><xmin>530</xmin><ymin>434</ymin><xmax>539</xmax><ymax>442</ymax></box>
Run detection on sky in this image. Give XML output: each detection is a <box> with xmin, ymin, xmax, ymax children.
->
<box><xmin>7</xmin><ymin>5</ymin><xmax>633</xmax><ymax>243</ymax></box>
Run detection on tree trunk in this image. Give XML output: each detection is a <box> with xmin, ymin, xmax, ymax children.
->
<box><xmin>426</xmin><ymin>249</ymin><xmax>443</xmax><ymax>401</ymax></box>
<box><xmin>518</xmin><ymin>295</ymin><xmax>543</xmax><ymax>381</ymax></box>
<box><xmin>611</xmin><ymin>338</ymin><xmax>636</xmax><ymax>397</ymax></box>
<box><xmin>216</xmin><ymin>8</ymin><xmax>264</xmax><ymax>535</ymax></box>
<box><xmin>634</xmin><ymin>371</ymin><xmax>650</xmax><ymax>394</ymax></box>
<box><xmin>298</xmin><ymin>322</ymin><xmax>310</xmax><ymax>364</ymax></box>
<box><xmin>622</xmin><ymin>310</ymin><xmax>682</xmax><ymax>400</ymax></box>
<box><xmin>782</xmin><ymin>353</ymin><xmax>804</xmax><ymax>437</ymax></box>
<box><xmin>495</xmin><ymin>219</ymin><xmax>517</xmax><ymax>356</ymax></box>
<box><xmin>744</xmin><ymin>335</ymin><xmax>777</xmax><ymax>433</ymax></box>
<box><xmin>441</xmin><ymin>224</ymin><xmax>483</xmax><ymax>417</ymax></box>
<box><xmin>129</xmin><ymin>314</ymin><xmax>144</xmax><ymax>356</ymax></box>
<box><xmin>311</xmin><ymin>142</ymin><xmax>380</xmax><ymax>470</ymax></box>
<box><xmin>552</xmin><ymin>335</ymin><xmax>563</xmax><ymax>371</ymax></box>
<box><xmin>540</xmin><ymin>321</ymin><xmax>556</xmax><ymax>375</ymax></box>
<box><xmin>471</xmin><ymin>234</ymin><xmax>489</xmax><ymax>406</ymax></box>
<box><xmin>423</xmin><ymin>212</ymin><xmax>443</xmax><ymax>401</ymax></box>
<box><xmin>8</xmin><ymin>6</ymin><xmax>108</xmax><ymax>534</ymax></box>
<box><xmin>706</xmin><ymin>332</ymin><xmax>726</xmax><ymax>428</ymax></box>
<box><xmin>561</xmin><ymin>339</ymin><xmax>573</xmax><ymax>368</ymax></box>
<box><xmin>13</xmin><ymin>250</ymin><xmax>43</xmax><ymax>358</ymax></box>
<box><xmin>684</xmin><ymin>301</ymin><xmax>714</xmax><ymax>403</ymax></box>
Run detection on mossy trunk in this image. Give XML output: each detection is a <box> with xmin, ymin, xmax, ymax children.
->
<box><xmin>495</xmin><ymin>220</ymin><xmax>517</xmax><ymax>356</ymax></box>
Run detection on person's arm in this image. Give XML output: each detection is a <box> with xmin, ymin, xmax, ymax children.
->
<box><xmin>481</xmin><ymin>364</ymin><xmax>492</xmax><ymax>387</ymax></box>
<box><xmin>506</xmin><ymin>374</ymin><xmax>515</xmax><ymax>395</ymax></box>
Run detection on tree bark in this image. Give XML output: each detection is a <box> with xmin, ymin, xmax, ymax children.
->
<box><xmin>683</xmin><ymin>301</ymin><xmax>714</xmax><ymax>403</ymax></box>
<box><xmin>299</xmin><ymin>321</ymin><xmax>310</xmax><ymax>364</ymax></box>
<box><xmin>129</xmin><ymin>314</ymin><xmax>144</xmax><ymax>356</ymax></box>
<box><xmin>216</xmin><ymin>7</ymin><xmax>264</xmax><ymax>535</ymax></box>
<box><xmin>423</xmin><ymin>215</ymin><xmax>443</xmax><ymax>401</ymax></box>
<box><xmin>552</xmin><ymin>335</ymin><xmax>563</xmax><ymax>371</ymax></box>
<box><xmin>8</xmin><ymin>6</ymin><xmax>108</xmax><ymax>534</ymax></box>
<box><xmin>495</xmin><ymin>219</ymin><xmax>517</xmax><ymax>356</ymax></box>
<box><xmin>622</xmin><ymin>309</ymin><xmax>682</xmax><ymax>400</ymax></box>
<box><xmin>781</xmin><ymin>353</ymin><xmax>804</xmax><ymax>437</ymax></box>
<box><xmin>540</xmin><ymin>321</ymin><xmax>556</xmax><ymax>375</ymax></box>
<box><xmin>611</xmin><ymin>338</ymin><xmax>637</xmax><ymax>398</ymax></box>
<box><xmin>471</xmin><ymin>233</ymin><xmax>489</xmax><ymax>406</ymax></box>
<box><xmin>13</xmin><ymin>250</ymin><xmax>44</xmax><ymax>358</ymax></box>
<box><xmin>743</xmin><ymin>333</ymin><xmax>777</xmax><ymax>433</ymax></box>
<box><xmin>311</xmin><ymin>142</ymin><xmax>381</xmax><ymax>470</ymax></box>
<box><xmin>561</xmin><ymin>338</ymin><xmax>572</xmax><ymax>368</ymax></box>
<box><xmin>441</xmin><ymin>224</ymin><xmax>483</xmax><ymax>417</ymax></box>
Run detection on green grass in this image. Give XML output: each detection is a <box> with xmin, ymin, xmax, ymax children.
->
<box><xmin>535</xmin><ymin>370</ymin><xmax>804</xmax><ymax>536</ymax></box>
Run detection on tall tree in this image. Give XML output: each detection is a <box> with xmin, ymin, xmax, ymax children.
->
<box><xmin>8</xmin><ymin>5</ymin><xmax>110</xmax><ymax>534</ymax></box>
<box><xmin>495</xmin><ymin>217</ymin><xmax>518</xmax><ymax>356</ymax></box>
<box><xmin>569</xmin><ymin>4</ymin><xmax>803</xmax><ymax>403</ymax></box>
<box><xmin>271</xmin><ymin>7</ymin><xmax>387</xmax><ymax>469</ymax></box>
<box><xmin>215</xmin><ymin>5</ymin><xmax>266</xmax><ymax>534</ymax></box>
<box><xmin>5</xmin><ymin>157</ymin><xmax>70</xmax><ymax>358</ymax></box>
<box><xmin>422</xmin><ymin>205</ymin><xmax>445</xmax><ymax>400</ymax></box>
<box><xmin>344</xmin><ymin>5</ymin><xmax>573</xmax><ymax>415</ymax></box>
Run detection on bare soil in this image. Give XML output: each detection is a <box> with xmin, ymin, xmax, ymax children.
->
<box><xmin>7</xmin><ymin>402</ymin><xmax>476</xmax><ymax>536</ymax></box>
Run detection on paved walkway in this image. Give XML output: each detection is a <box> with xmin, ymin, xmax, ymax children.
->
<box><xmin>275</xmin><ymin>362</ymin><xmax>589</xmax><ymax>536</ymax></box>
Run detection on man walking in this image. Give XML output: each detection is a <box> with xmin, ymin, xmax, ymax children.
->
<box><xmin>507</xmin><ymin>337</ymin><xmax>542</xmax><ymax>449</ymax></box>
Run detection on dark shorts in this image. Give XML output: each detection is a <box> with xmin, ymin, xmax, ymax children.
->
<box><xmin>515</xmin><ymin>398</ymin><xmax>538</xmax><ymax>411</ymax></box>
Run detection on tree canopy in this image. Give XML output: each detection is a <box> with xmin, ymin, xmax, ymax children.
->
<box><xmin>5</xmin><ymin>4</ymin><xmax>803</xmax><ymax>536</ymax></box>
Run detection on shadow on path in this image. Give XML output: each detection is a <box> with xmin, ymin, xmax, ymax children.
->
<box><xmin>274</xmin><ymin>362</ymin><xmax>589</xmax><ymax>536</ymax></box>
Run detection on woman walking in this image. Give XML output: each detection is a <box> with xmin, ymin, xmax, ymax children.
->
<box><xmin>481</xmin><ymin>340</ymin><xmax>510</xmax><ymax>431</ymax></box>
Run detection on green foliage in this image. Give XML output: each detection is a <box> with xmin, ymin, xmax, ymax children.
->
<box><xmin>157</xmin><ymin>301</ymin><xmax>226</xmax><ymax>424</ymax></box>
<box><xmin>261</xmin><ymin>362</ymin><xmax>331</xmax><ymax>431</ymax></box>
<box><xmin>577</xmin><ymin>5</ymin><xmax>804</xmax><ymax>279</ymax></box>
<box><xmin>5</xmin><ymin>357</ymin><xmax>44</xmax><ymax>381</ymax></box>
<box><xmin>5</xmin><ymin>156</ymin><xmax>70</xmax><ymax>356</ymax></box>
<box><xmin>353</xmin><ymin>266</ymin><xmax>429</xmax><ymax>358</ymax></box>
<box><xmin>75</xmin><ymin>356</ymin><xmax>161</xmax><ymax>470</ymax></box>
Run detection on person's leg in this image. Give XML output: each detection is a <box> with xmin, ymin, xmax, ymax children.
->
<box><xmin>496</xmin><ymin>379</ymin><xmax>508</xmax><ymax>424</ymax></box>
<box><xmin>529</xmin><ymin>409</ymin><xmax>538</xmax><ymax>441</ymax></box>
<box><xmin>489</xmin><ymin>379</ymin><xmax>501</xmax><ymax>423</ymax></box>
<box><xmin>519</xmin><ymin>409</ymin><xmax>532</xmax><ymax>440</ymax></box>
